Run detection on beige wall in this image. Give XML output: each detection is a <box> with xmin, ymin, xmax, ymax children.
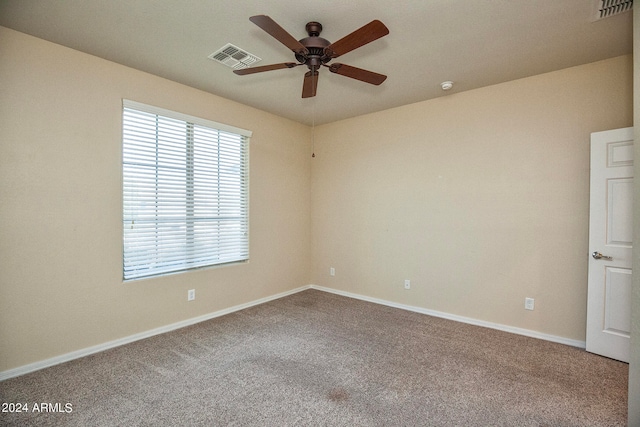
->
<box><xmin>311</xmin><ymin>55</ymin><xmax>633</xmax><ymax>342</ymax></box>
<box><xmin>0</xmin><ymin>27</ymin><xmax>312</xmax><ymax>372</ymax></box>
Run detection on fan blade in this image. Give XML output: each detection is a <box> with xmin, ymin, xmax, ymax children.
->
<box><xmin>249</xmin><ymin>15</ymin><xmax>309</xmax><ymax>56</ymax></box>
<box><xmin>233</xmin><ymin>62</ymin><xmax>299</xmax><ymax>75</ymax></box>
<box><xmin>326</xmin><ymin>63</ymin><xmax>387</xmax><ymax>85</ymax></box>
<box><xmin>302</xmin><ymin>70</ymin><xmax>319</xmax><ymax>98</ymax></box>
<box><xmin>325</xmin><ymin>20</ymin><xmax>389</xmax><ymax>58</ymax></box>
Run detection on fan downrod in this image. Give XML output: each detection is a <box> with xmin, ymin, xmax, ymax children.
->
<box><xmin>305</xmin><ymin>21</ymin><xmax>322</xmax><ymax>36</ymax></box>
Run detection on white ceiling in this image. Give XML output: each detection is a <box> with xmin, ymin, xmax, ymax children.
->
<box><xmin>0</xmin><ymin>0</ymin><xmax>633</xmax><ymax>126</ymax></box>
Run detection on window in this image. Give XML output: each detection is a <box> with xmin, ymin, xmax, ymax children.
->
<box><xmin>122</xmin><ymin>100</ymin><xmax>250</xmax><ymax>280</ymax></box>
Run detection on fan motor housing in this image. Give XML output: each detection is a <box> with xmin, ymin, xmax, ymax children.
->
<box><xmin>297</xmin><ymin>22</ymin><xmax>332</xmax><ymax>69</ymax></box>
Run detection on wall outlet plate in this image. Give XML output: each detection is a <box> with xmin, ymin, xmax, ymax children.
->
<box><xmin>188</xmin><ymin>289</ymin><xmax>195</xmax><ymax>301</ymax></box>
<box><xmin>404</xmin><ymin>279</ymin><xmax>411</xmax><ymax>290</ymax></box>
<box><xmin>525</xmin><ymin>297</ymin><xmax>534</xmax><ymax>310</ymax></box>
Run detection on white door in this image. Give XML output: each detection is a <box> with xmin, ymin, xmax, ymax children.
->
<box><xmin>586</xmin><ymin>127</ymin><xmax>633</xmax><ymax>363</ymax></box>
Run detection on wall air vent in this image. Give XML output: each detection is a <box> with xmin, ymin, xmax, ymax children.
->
<box><xmin>591</xmin><ymin>0</ymin><xmax>633</xmax><ymax>21</ymax></box>
<box><xmin>208</xmin><ymin>43</ymin><xmax>261</xmax><ymax>69</ymax></box>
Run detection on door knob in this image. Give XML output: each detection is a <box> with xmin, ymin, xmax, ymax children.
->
<box><xmin>592</xmin><ymin>251</ymin><xmax>613</xmax><ymax>261</ymax></box>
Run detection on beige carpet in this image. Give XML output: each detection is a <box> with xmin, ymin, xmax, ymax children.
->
<box><xmin>0</xmin><ymin>289</ymin><xmax>628</xmax><ymax>426</ymax></box>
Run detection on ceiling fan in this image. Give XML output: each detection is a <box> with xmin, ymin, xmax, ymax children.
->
<box><xmin>234</xmin><ymin>15</ymin><xmax>389</xmax><ymax>98</ymax></box>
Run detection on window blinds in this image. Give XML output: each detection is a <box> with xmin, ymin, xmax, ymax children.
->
<box><xmin>122</xmin><ymin>100</ymin><xmax>250</xmax><ymax>280</ymax></box>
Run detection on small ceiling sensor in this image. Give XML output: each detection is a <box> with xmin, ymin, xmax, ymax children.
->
<box><xmin>441</xmin><ymin>81</ymin><xmax>453</xmax><ymax>91</ymax></box>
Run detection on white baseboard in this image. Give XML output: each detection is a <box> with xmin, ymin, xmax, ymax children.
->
<box><xmin>1</xmin><ymin>283</ymin><xmax>584</xmax><ymax>381</ymax></box>
<box><xmin>0</xmin><ymin>285</ymin><xmax>312</xmax><ymax>382</ymax></box>
<box><xmin>309</xmin><ymin>284</ymin><xmax>586</xmax><ymax>349</ymax></box>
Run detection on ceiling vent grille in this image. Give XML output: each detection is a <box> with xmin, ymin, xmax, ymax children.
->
<box><xmin>591</xmin><ymin>0</ymin><xmax>633</xmax><ymax>21</ymax></box>
<box><xmin>208</xmin><ymin>43</ymin><xmax>261</xmax><ymax>69</ymax></box>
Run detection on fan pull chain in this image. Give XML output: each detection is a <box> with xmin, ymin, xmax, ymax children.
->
<box><xmin>311</xmin><ymin>77</ymin><xmax>316</xmax><ymax>158</ymax></box>
<box><xmin>311</xmin><ymin>123</ymin><xmax>315</xmax><ymax>158</ymax></box>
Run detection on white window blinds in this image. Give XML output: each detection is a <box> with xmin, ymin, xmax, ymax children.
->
<box><xmin>122</xmin><ymin>100</ymin><xmax>250</xmax><ymax>280</ymax></box>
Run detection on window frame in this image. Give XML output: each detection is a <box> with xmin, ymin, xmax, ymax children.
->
<box><xmin>121</xmin><ymin>100</ymin><xmax>251</xmax><ymax>281</ymax></box>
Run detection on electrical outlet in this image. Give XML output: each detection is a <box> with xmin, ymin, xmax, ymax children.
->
<box><xmin>330</xmin><ymin>267</ymin><xmax>335</xmax><ymax>276</ymax></box>
<box><xmin>404</xmin><ymin>279</ymin><xmax>411</xmax><ymax>290</ymax></box>
<box><xmin>525</xmin><ymin>297</ymin><xmax>534</xmax><ymax>310</ymax></box>
<box><xmin>188</xmin><ymin>289</ymin><xmax>195</xmax><ymax>301</ymax></box>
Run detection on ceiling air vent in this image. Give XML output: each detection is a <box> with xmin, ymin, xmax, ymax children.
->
<box><xmin>208</xmin><ymin>43</ymin><xmax>261</xmax><ymax>69</ymax></box>
<box><xmin>591</xmin><ymin>0</ymin><xmax>633</xmax><ymax>21</ymax></box>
